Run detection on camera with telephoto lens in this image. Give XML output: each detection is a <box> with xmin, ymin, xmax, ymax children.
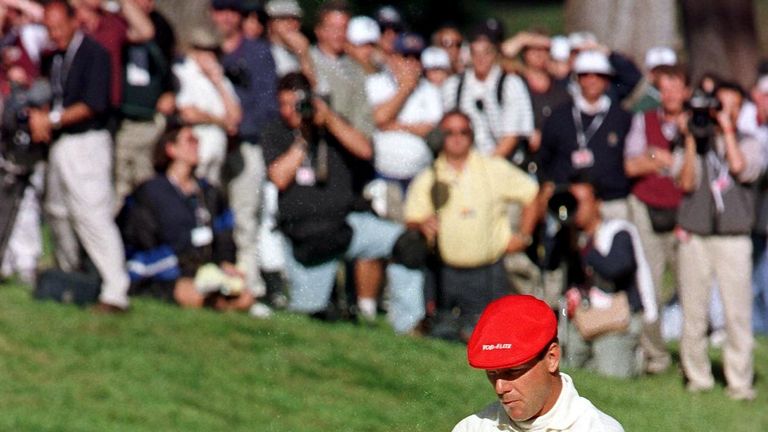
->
<box><xmin>1</xmin><ymin>80</ymin><xmax>51</xmax><ymax>175</ymax></box>
<box><xmin>684</xmin><ymin>89</ymin><xmax>721</xmax><ymax>154</ymax></box>
<box><xmin>294</xmin><ymin>89</ymin><xmax>315</xmax><ymax>121</ymax></box>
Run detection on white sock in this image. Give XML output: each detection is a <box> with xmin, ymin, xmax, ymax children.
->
<box><xmin>358</xmin><ymin>297</ymin><xmax>377</xmax><ymax>319</ymax></box>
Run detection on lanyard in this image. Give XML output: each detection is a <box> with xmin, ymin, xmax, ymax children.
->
<box><xmin>571</xmin><ymin>104</ymin><xmax>607</xmax><ymax>150</ymax></box>
<box><xmin>51</xmin><ymin>31</ymin><xmax>84</xmax><ymax>110</ymax></box>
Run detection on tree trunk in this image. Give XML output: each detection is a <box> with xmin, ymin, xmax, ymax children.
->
<box><xmin>681</xmin><ymin>0</ymin><xmax>759</xmax><ymax>90</ymax></box>
<box><xmin>155</xmin><ymin>0</ymin><xmax>213</xmax><ymax>48</ymax></box>
<box><xmin>565</xmin><ymin>0</ymin><xmax>679</xmax><ymax>69</ymax></box>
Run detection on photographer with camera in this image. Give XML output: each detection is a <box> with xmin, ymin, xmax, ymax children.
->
<box><xmin>623</xmin><ymin>64</ymin><xmax>690</xmax><ymax>374</ymax></box>
<box><xmin>539</xmin><ymin>50</ymin><xmax>634</xmax><ymax>221</ymax></box>
<box><xmin>28</xmin><ymin>1</ymin><xmax>129</xmax><ymax>312</ymax></box>
<box><xmin>557</xmin><ymin>180</ymin><xmax>657</xmax><ymax>379</ymax></box>
<box><xmin>263</xmin><ymin>72</ymin><xmax>425</xmax><ymax>334</ymax></box>
<box><xmin>674</xmin><ymin>81</ymin><xmax>763</xmax><ymax>400</ymax></box>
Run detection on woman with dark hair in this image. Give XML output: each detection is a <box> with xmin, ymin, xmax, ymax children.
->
<box><xmin>118</xmin><ymin>126</ymin><xmax>255</xmax><ymax>311</ymax></box>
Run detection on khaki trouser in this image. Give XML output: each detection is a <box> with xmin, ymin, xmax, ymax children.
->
<box><xmin>114</xmin><ymin>115</ymin><xmax>166</xmax><ymax>208</ymax></box>
<box><xmin>601</xmin><ymin>197</ymin><xmax>629</xmax><ymax>221</ymax></box>
<box><xmin>45</xmin><ymin>130</ymin><xmax>130</xmax><ymax>308</ymax></box>
<box><xmin>678</xmin><ymin>234</ymin><xmax>754</xmax><ymax>393</ymax></box>
<box><xmin>560</xmin><ymin>312</ymin><xmax>644</xmax><ymax>378</ymax></box>
<box><xmin>628</xmin><ymin>195</ymin><xmax>674</xmax><ymax>371</ymax></box>
<box><xmin>227</xmin><ymin>143</ymin><xmax>266</xmax><ymax>297</ymax></box>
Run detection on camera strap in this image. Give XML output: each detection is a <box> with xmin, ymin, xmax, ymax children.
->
<box><xmin>50</xmin><ymin>31</ymin><xmax>84</xmax><ymax>110</ymax></box>
<box><xmin>571</xmin><ymin>103</ymin><xmax>608</xmax><ymax>150</ymax></box>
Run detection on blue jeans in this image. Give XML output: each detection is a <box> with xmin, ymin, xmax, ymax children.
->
<box><xmin>752</xmin><ymin>235</ymin><xmax>768</xmax><ymax>334</ymax></box>
<box><xmin>284</xmin><ymin>212</ymin><xmax>425</xmax><ymax>333</ymax></box>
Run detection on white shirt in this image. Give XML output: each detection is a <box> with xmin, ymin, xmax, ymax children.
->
<box><xmin>271</xmin><ymin>43</ymin><xmax>301</xmax><ymax>78</ymax></box>
<box><xmin>366</xmin><ymin>73</ymin><xmax>443</xmax><ymax>179</ymax></box>
<box><xmin>452</xmin><ymin>373</ymin><xmax>624</xmax><ymax>432</ymax></box>
<box><xmin>442</xmin><ymin>65</ymin><xmax>534</xmax><ymax>156</ymax></box>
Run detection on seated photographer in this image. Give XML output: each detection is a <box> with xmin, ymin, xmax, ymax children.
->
<box><xmin>118</xmin><ymin>125</ymin><xmax>255</xmax><ymax>311</ymax></box>
<box><xmin>674</xmin><ymin>81</ymin><xmax>763</xmax><ymax>400</ymax></box>
<box><xmin>404</xmin><ymin>110</ymin><xmax>540</xmax><ymax>341</ymax></box>
<box><xmin>559</xmin><ymin>180</ymin><xmax>657</xmax><ymax>379</ymax></box>
<box><xmin>263</xmin><ymin>72</ymin><xmax>424</xmax><ymax>334</ymax></box>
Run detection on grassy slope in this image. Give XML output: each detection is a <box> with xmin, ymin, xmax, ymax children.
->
<box><xmin>0</xmin><ymin>280</ymin><xmax>767</xmax><ymax>431</ymax></box>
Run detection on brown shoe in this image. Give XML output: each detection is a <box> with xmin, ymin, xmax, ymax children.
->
<box><xmin>92</xmin><ymin>302</ymin><xmax>128</xmax><ymax>314</ymax></box>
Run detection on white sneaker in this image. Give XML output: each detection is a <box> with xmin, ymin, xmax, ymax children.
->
<box><xmin>249</xmin><ymin>302</ymin><xmax>273</xmax><ymax>319</ymax></box>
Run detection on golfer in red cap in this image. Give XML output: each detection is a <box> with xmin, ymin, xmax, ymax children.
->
<box><xmin>452</xmin><ymin>295</ymin><xmax>625</xmax><ymax>431</ymax></box>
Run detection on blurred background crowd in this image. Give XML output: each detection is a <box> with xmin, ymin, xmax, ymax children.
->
<box><xmin>0</xmin><ymin>0</ymin><xmax>766</xmax><ymax>401</ymax></box>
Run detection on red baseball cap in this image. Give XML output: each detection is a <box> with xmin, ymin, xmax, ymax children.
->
<box><xmin>467</xmin><ymin>295</ymin><xmax>557</xmax><ymax>370</ymax></box>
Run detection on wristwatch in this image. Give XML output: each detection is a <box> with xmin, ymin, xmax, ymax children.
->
<box><xmin>48</xmin><ymin>109</ymin><xmax>63</xmax><ymax>130</ymax></box>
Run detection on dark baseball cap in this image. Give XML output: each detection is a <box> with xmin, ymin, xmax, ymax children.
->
<box><xmin>468</xmin><ymin>18</ymin><xmax>505</xmax><ymax>45</ymax></box>
<box><xmin>211</xmin><ymin>0</ymin><xmax>243</xmax><ymax>11</ymax></box>
<box><xmin>394</xmin><ymin>32</ymin><xmax>425</xmax><ymax>57</ymax></box>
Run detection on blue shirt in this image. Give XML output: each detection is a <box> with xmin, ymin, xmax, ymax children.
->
<box><xmin>220</xmin><ymin>37</ymin><xmax>279</xmax><ymax>143</ymax></box>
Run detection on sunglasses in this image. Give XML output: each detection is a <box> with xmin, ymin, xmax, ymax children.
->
<box><xmin>440</xmin><ymin>38</ymin><xmax>463</xmax><ymax>49</ymax></box>
<box><xmin>443</xmin><ymin>128</ymin><xmax>472</xmax><ymax>137</ymax></box>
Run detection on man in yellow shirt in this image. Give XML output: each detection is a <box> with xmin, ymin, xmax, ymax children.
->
<box><xmin>405</xmin><ymin>110</ymin><xmax>539</xmax><ymax>340</ymax></box>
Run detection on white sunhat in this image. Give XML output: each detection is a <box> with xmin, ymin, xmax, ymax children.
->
<box><xmin>265</xmin><ymin>0</ymin><xmax>303</xmax><ymax>18</ymax></box>
<box><xmin>567</xmin><ymin>31</ymin><xmax>597</xmax><ymax>50</ymax></box>
<box><xmin>550</xmin><ymin>35</ymin><xmax>570</xmax><ymax>62</ymax></box>
<box><xmin>756</xmin><ymin>75</ymin><xmax>768</xmax><ymax>93</ymax></box>
<box><xmin>421</xmin><ymin>46</ymin><xmax>451</xmax><ymax>70</ymax></box>
<box><xmin>347</xmin><ymin>16</ymin><xmax>381</xmax><ymax>46</ymax></box>
<box><xmin>644</xmin><ymin>46</ymin><xmax>677</xmax><ymax>70</ymax></box>
<box><xmin>573</xmin><ymin>50</ymin><xmax>614</xmax><ymax>75</ymax></box>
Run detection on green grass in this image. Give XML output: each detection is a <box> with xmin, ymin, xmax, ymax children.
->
<box><xmin>0</xmin><ymin>279</ymin><xmax>767</xmax><ymax>431</ymax></box>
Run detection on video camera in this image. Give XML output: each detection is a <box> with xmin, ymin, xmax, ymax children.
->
<box><xmin>1</xmin><ymin>79</ymin><xmax>51</xmax><ymax>175</ymax></box>
<box><xmin>684</xmin><ymin>89</ymin><xmax>721</xmax><ymax>154</ymax></box>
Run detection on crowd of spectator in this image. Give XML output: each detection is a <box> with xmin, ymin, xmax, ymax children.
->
<box><xmin>1</xmin><ymin>0</ymin><xmax>766</xmax><ymax>401</ymax></box>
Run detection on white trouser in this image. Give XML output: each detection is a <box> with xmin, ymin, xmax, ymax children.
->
<box><xmin>45</xmin><ymin>130</ymin><xmax>130</xmax><ymax>308</ymax></box>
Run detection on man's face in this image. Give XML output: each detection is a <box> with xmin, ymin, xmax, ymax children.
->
<box><xmin>441</xmin><ymin>113</ymin><xmax>473</xmax><ymax>160</ymax></box>
<box><xmin>570</xmin><ymin>183</ymin><xmax>600</xmax><ymax>230</ymax></box>
<box><xmin>210</xmin><ymin>7</ymin><xmax>242</xmax><ymax>39</ymax></box>
<box><xmin>269</xmin><ymin>16</ymin><xmax>301</xmax><ymax>37</ymax></box>
<box><xmin>133</xmin><ymin>0</ymin><xmax>155</xmax><ymax>14</ymax></box>
<box><xmin>470</xmin><ymin>38</ymin><xmax>496</xmax><ymax>78</ymax></box>
<box><xmin>485</xmin><ymin>343</ymin><xmax>560</xmax><ymax>422</ymax></box>
<box><xmin>657</xmin><ymin>74</ymin><xmax>689</xmax><ymax>115</ymax></box>
<box><xmin>44</xmin><ymin>4</ymin><xmax>77</xmax><ymax>51</ymax></box>
<box><xmin>523</xmin><ymin>46</ymin><xmax>549</xmax><ymax>70</ymax></box>
<box><xmin>436</xmin><ymin>28</ymin><xmax>462</xmax><ymax>63</ymax></box>
<box><xmin>315</xmin><ymin>11</ymin><xmax>349</xmax><ymax>56</ymax></box>
<box><xmin>278</xmin><ymin>89</ymin><xmax>302</xmax><ymax>129</ymax></box>
<box><xmin>577</xmin><ymin>73</ymin><xmax>610</xmax><ymax>102</ymax></box>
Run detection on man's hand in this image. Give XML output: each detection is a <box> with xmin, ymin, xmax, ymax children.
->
<box><xmin>506</xmin><ymin>232</ymin><xmax>532</xmax><ymax>254</ymax></box>
<box><xmin>648</xmin><ymin>147</ymin><xmax>673</xmax><ymax>172</ymax></box>
<box><xmin>28</xmin><ymin>108</ymin><xmax>52</xmax><ymax>143</ymax></box>
<box><xmin>312</xmin><ymin>96</ymin><xmax>331</xmax><ymax>127</ymax></box>
<box><xmin>418</xmin><ymin>215</ymin><xmax>440</xmax><ymax>245</ymax></box>
<box><xmin>391</xmin><ymin>56</ymin><xmax>421</xmax><ymax>91</ymax></box>
<box><xmin>197</xmin><ymin>52</ymin><xmax>225</xmax><ymax>84</ymax></box>
<box><xmin>156</xmin><ymin>92</ymin><xmax>176</xmax><ymax>116</ymax></box>
<box><xmin>220</xmin><ymin>261</ymin><xmax>245</xmax><ymax>279</ymax></box>
<box><xmin>280</xmin><ymin>30</ymin><xmax>310</xmax><ymax>56</ymax></box>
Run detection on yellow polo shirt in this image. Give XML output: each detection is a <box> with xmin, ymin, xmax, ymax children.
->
<box><xmin>404</xmin><ymin>151</ymin><xmax>538</xmax><ymax>268</ymax></box>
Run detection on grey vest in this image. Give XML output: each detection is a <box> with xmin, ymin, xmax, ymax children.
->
<box><xmin>677</xmin><ymin>151</ymin><xmax>756</xmax><ymax>236</ymax></box>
